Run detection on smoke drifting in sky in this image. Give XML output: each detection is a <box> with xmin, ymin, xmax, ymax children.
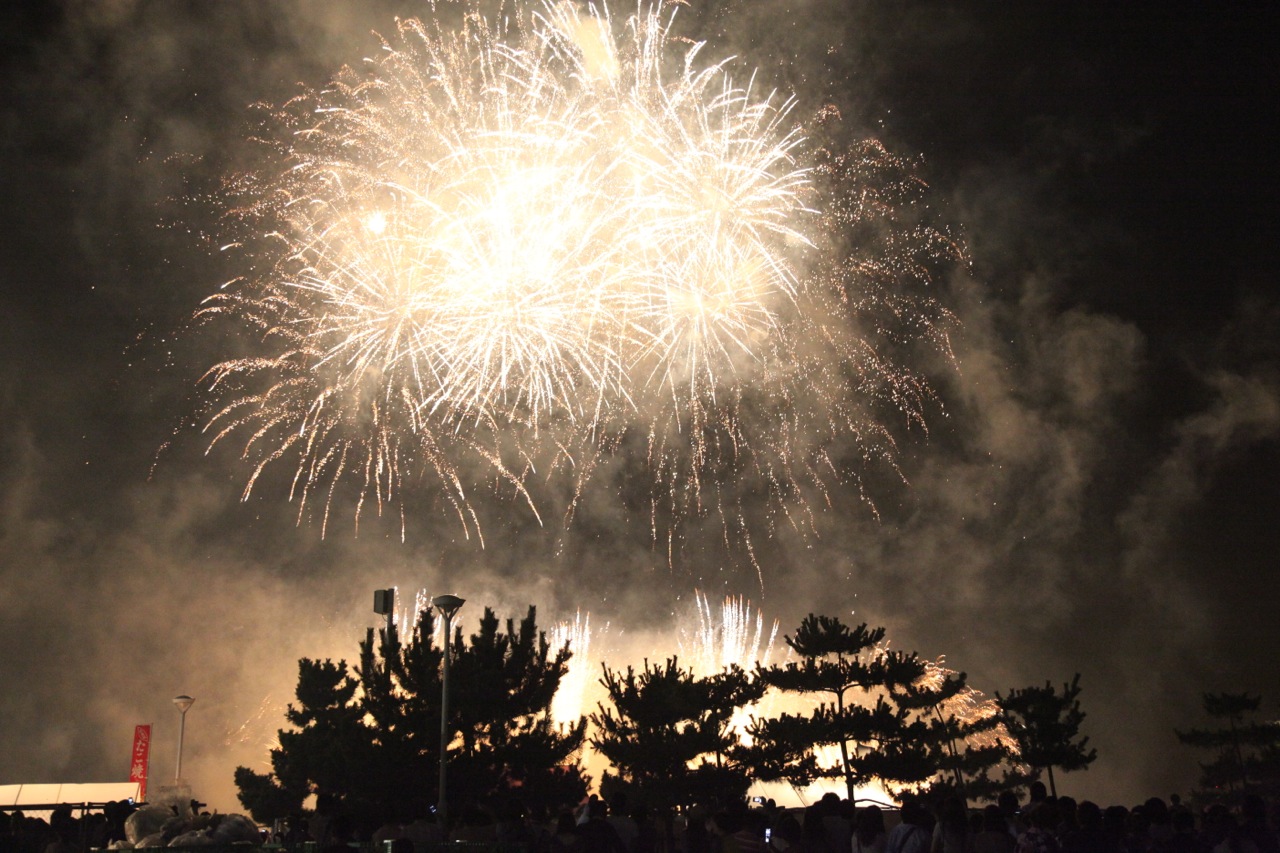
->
<box><xmin>2</xmin><ymin>0</ymin><xmax>1278</xmax><ymax>813</ymax></box>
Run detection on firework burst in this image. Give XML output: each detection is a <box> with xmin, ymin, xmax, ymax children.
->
<box><xmin>191</xmin><ymin>0</ymin><xmax>960</xmax><ymax>550</ymax></box>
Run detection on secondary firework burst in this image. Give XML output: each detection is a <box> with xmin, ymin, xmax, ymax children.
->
<box><xmin>192</xmin><ymin>0</ymin><xmax>960</xmax><ymax>546</ymax></box>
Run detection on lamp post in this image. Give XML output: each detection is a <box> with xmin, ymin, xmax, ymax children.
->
<box><xmin>173</xmin><ymin>695</ymin><xmax>195</xmax><ymax>782</ymax></box>
<box><xmin>430</xmin><ymin>594</ymin><xmax>464</xmax><ymax>833</ymax></box>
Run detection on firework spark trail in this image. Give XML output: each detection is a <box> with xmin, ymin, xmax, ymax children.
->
<box><xmin>675</xmin><ymin>591</ymin><xmax>782</xmax><ymax>742</ymax></box>
<box><xmin>224</xmin><ymin>693</ymin><xmax>285</xmax><ymax>750</ymax></box>
<box><xmin>679</xmin><ymin>590</ymin><xmax>779</xmax><ymax>675</ymax></box>
<box><xmin>540</xmin><ymin>596</ymin><xmax>778</xmax><ymax>734</ymax></box>
<box><xmin>550</xmin><ymin>610</ymin><xmax>603</xmax><ymax>726</ymax></box>
<box><xmin>192</xmin><ymin>0</ymin><xmax>959</xmax><ymax>547</ymax></box>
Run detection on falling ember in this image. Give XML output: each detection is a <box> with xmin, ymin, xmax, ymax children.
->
<box><xmin>189</xmin><ymin>0</ymin><xmax>960</xmax><ymax>548</ymax></box>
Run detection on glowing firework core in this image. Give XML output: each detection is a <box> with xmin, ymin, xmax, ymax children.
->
<box><xmin>216</xmin><ymin>2</ymin><xmax>806</xmax><ymax>420</ymax></box>
<box><xmin>196</xmin><ymin>0</ymin><xmax>957</xmax><ymax>540</ymax></box>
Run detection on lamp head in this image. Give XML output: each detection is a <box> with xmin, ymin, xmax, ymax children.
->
<box><xmin>173</xmin><ymin>695</ymin><xmax>195</xmax><ymax>713</ymax></box>
<box><xmin>430</xmin><ymin>594</ymin><xmax>465</xmax><ymax>620</ymax></box>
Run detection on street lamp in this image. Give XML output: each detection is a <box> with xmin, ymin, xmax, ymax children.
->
<box><xmin>430</xmin><ymin>594</ymin><xmax>464</xmax><ymax>833</ymax></box>
<box><xmin>173</xmin><ymin>695</ymin><xmax>195</xmax><ymax>782</ymax></box>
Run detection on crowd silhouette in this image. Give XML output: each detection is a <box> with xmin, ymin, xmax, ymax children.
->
<box><xmin>4</xmin><ymin>785</ymin><xmax>1280</xmax><ymax>853</ymax></box>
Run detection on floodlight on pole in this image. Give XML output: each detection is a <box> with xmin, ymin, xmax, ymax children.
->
<box><xmin>430</xmin><ymin>594</ymin><xmax>464</xmax><ymax>833</ymax></box>
<box><xmin>173</xmin><ymin>695</ymin><xmax>195</xmax><ymax>782</ymax></box>
<box><xmin>374</xmin><ymin>588</ymin><xmax>396</xmax><ymax>638</ymax></box>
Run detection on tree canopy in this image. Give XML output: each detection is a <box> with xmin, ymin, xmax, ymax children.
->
<box><xmin>235</xmin><ymin>605</ymin><xmax>587</xmax><ymax>826</ymax></box>
<box><xmin>1176</xmin><ymin>692</ymin><xmax>1280</xmax><ymax>801</ymax></box>
<box><xmin>745</xmin><ymin>614</ymin><xmax>955</xmax><ymax>799</ymax></box>
<box><xmin>996</xmin><ymin>673</ymin><xmax>1097</xmax><ymax>797</ymax></box>
<box><xmin>235</xmin><ymin>603</ymin><xmax>1124</xmax><ymax>822</ymax></box>
<box><xmin>590</xmin><ymin>657</ymin><xmax>764</xmax><ymax>815</ymax></box>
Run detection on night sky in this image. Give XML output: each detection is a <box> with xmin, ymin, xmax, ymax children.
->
<box><xmin>2</xmin><ymin>0</ymin><xmax>1278</xmax><ymax>812</ymax></box>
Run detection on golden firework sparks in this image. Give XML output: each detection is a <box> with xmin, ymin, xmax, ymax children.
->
<box><xmin>191</xmin><ymin>0</ymin><xmax>958</xmax><ymax>546</ymax></box>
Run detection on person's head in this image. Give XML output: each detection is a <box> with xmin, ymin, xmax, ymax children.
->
<box><xmin>855</xmin><ymin>805</ymin><xmax>884</xmax><ymax>844</ymax></box>
<box><xmin>899</xmin><ymin>799</ymin><xmax>928</xmax><ymax>828</ymax></box>
<box><xmin>938</xmin><ymin>797</ymin><xmax>966</xmax><ymax>828</ymax></box>
<box><xmin>819</xmin><ymin>793</ymin><xmax>840</xmax><ymax>815</ymax></box>
<box><xmin>982</xmin><ymin>805</ymin><xmax>1005</xmax><ymax>833</ymax></box>
<box><xmin>802</xmin><ymin>805</ymin><xmax>826</xmax><ymax>840</ymax></box>
<box><xmin>1076</xmin><ymin>801</ymin><xmax>1102</xmax><ymax>831</ymax></box>
<box><xmin>711</xmin><ymin>811</ymin><xmax>744</xmax><ymax>837</ymax></box>
<box><xmin>1144</xmin><ymin>797</ymin><xmax>1170</xmax><ymax>826</ymax></box>
<box><xmin>1028</xmin><ymin>781</ymin><xmax>1047</xmax><ymax>803</ymax></box>
<box><xmin>49</xmin><ymin>805</ymin><xmax>73</xmax><ymax>837</ymax></box>
<box><xmin>1028</xmin><ymin>802</ymin><xmax>1058</xmax><ymax>832</ymax></box>
<box><xmin>556</xmin><ymin>812</ymin><xmax>577</xmax><ymax>835</ymax></box>
<box><xmin>1103</xmin><ymin>806</ymin><xmax>1129</xmax><ymax>836</ymax></box>
<box><xmin>775</xmin><ymin>814</ymin><xmax>802</xmax><ymax>845</ymax></box>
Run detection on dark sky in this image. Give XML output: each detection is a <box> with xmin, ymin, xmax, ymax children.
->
<box><xmin>1</xmin><ymin>0</ymin><xmax>1278</xmax><ymax>811</ymax></box>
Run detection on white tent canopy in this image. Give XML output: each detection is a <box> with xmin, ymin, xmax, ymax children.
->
<box><xmin>0</xmin><ymin>782</ymin><xmax>140</xmax><ymax>809</ymax></box>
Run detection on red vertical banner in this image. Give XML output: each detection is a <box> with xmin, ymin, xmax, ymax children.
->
<box><xmin>129</xmin><ymin>724</ymin><xmax>151</xmax><ymax>801</ymax></box>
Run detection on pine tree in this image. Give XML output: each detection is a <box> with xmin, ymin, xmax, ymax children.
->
<box><xmin>235</xmin><ymin>605</ymin><xmax>588</xmax><ymax>826</ymax></box>
<box><xmin>746</xmin><ymin>615</ymin><xmax>940</xmax><ymax>799</ymax></box>
<box><xmin>1176</xmin><ymin>692</ymin><xmax>1280</xmax><ymax>798</ymax></box>
<box><xmin>996</xmin><ymin>673</ymin><xmax>1097</xmax><ymax>797</ymax></box>
<box><xmin>235</xmin><ymin>656</ymin><xmax>396</xmax><ymax>824</ymax></box>
<box><xmin>445</xmin><ymin>606</ymin><xmax>589</xmax><ymax>809</ymax></box>
<box><xmin>895</xmin><ymin>663</ymin><xmax>1025</xmax><ymax>802</ymax></box>
<box><xmin>590</xmin><ymin>657</ymin><xmax>764</xmax><ymax>817</ymax></box>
